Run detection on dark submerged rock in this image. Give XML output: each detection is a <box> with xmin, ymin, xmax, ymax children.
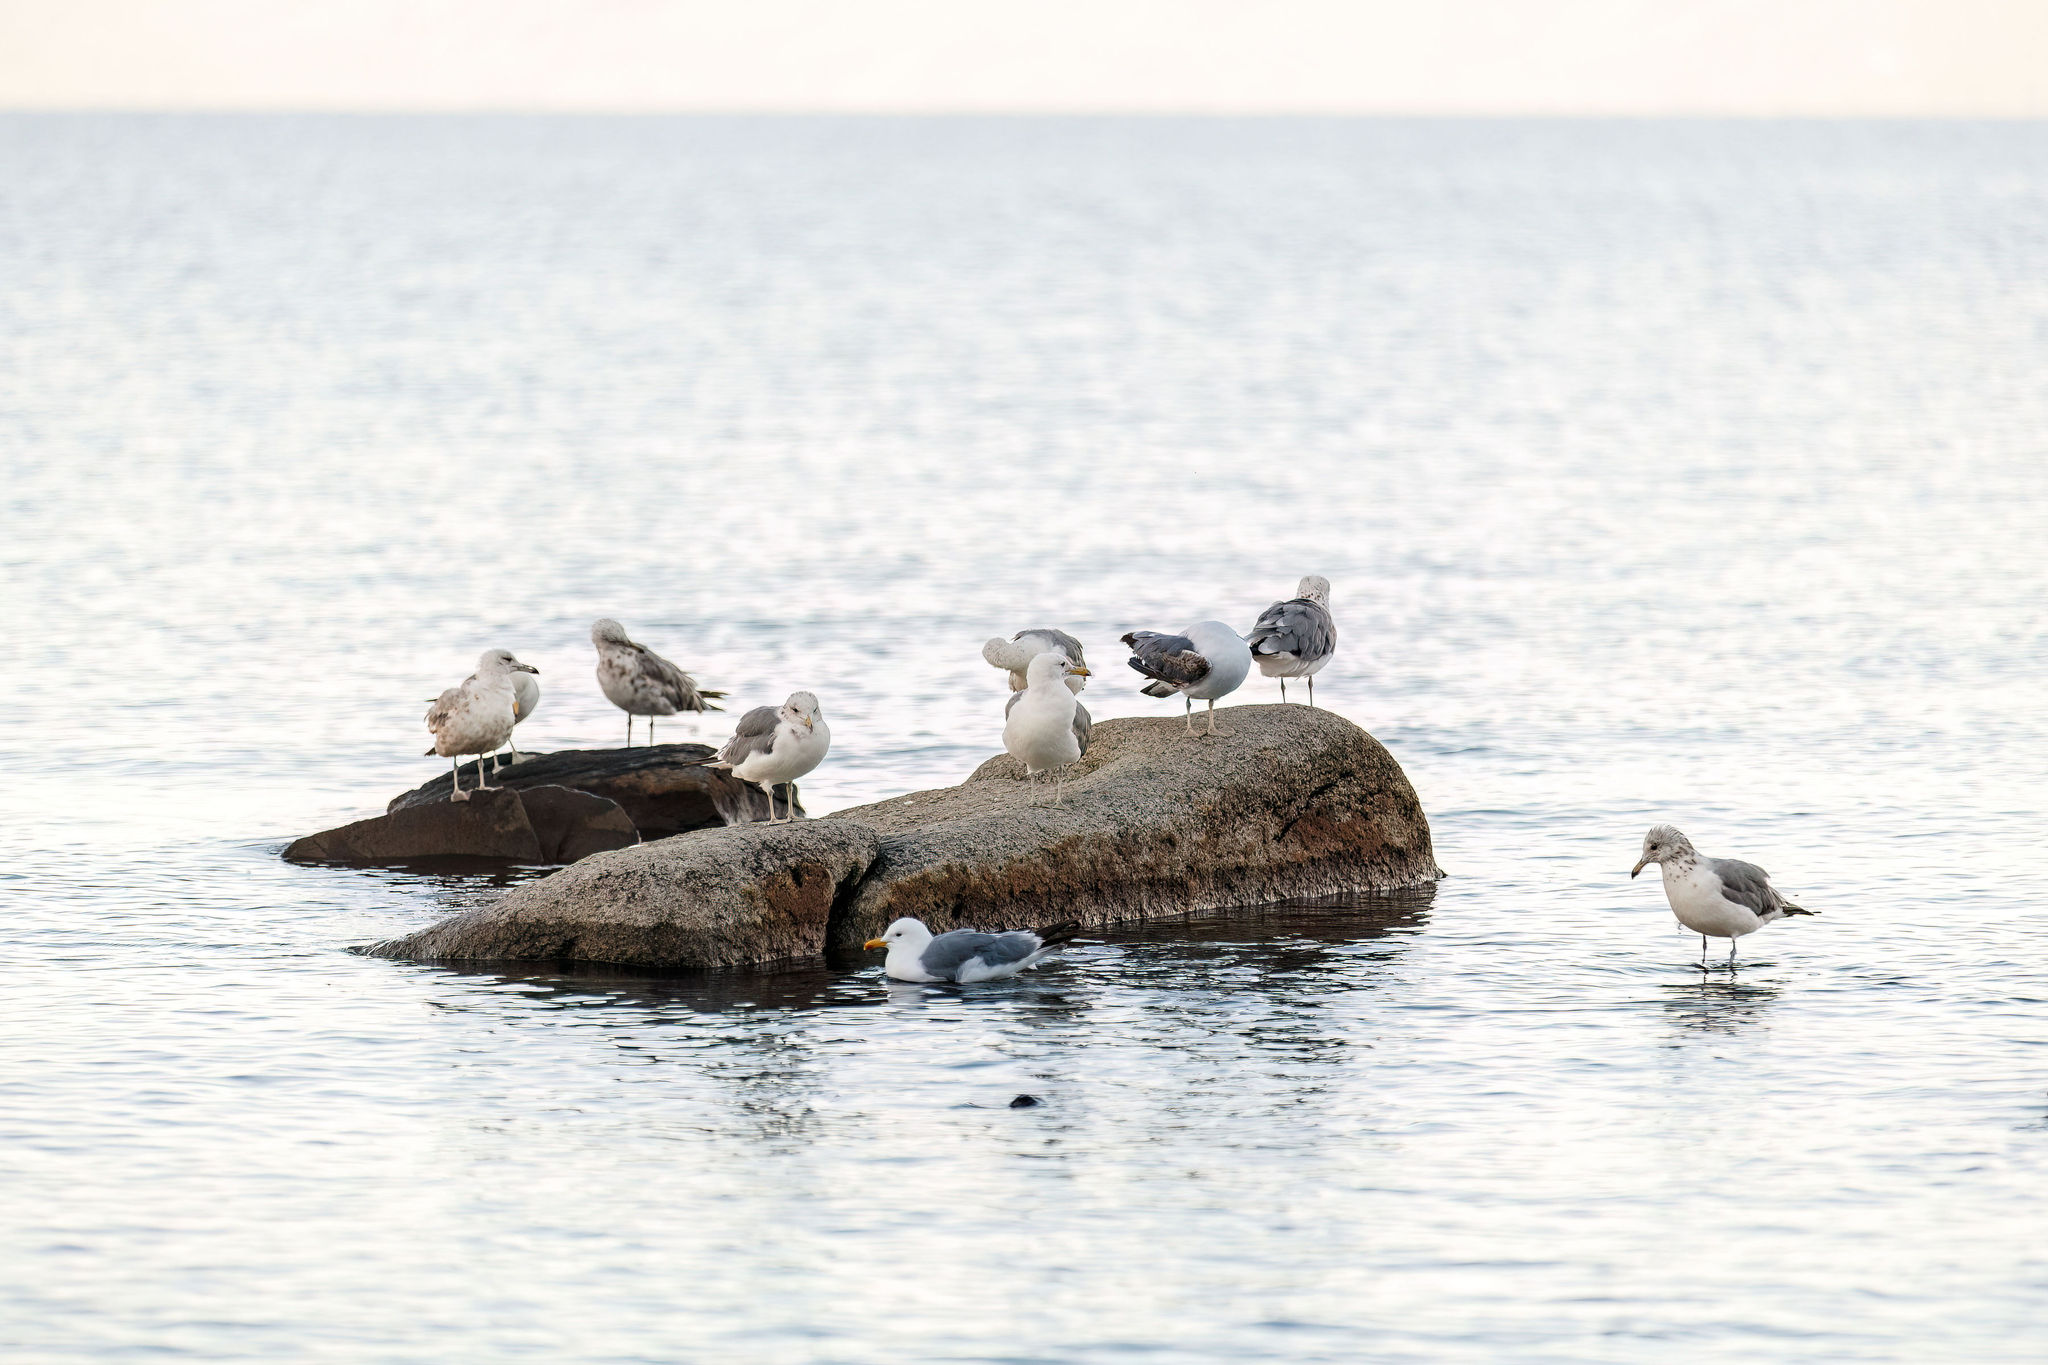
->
<box><xmin>386</xmin><ymin>744</ymin><xmax>800</xmax><ymax>835</ymax></box>
<box><xmin>286</xmin><ymin>786</ymin><xmax>546</xmax><ymax>864</ymax></box>
<box><xmin>364</xmin><ymin>706</ymin><xmax>1440</xmax><ymax>972</ymax></box>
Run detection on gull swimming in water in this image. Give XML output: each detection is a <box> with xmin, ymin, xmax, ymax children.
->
<box><xmin>1002</xmin><ymin>652</ymin><xmax>1092</xmax><ymax>803</ymax></box>
<box><xmin>686</xmin><ymin>691</ymin><xmax>829</xmax><ymax>824</ymax></box>
<box><xmin>591</xmin><ymin>618</ymin><xmax>726</xmax><ymax>747</ymax></box>
<box><xmin>1632</xmin><ymin>824</ymin><xmax>1817</xmax><ymax>968</ymax></box>
<box><xmin>864</xmin><ymin>916</ymin><xmax>1082</xmax><ymax>983</ymax></box>
<box><xmin>983</xmin><ymin>628</ymin><xmax>1089</xmax><ymax>695</ymax></box>
<box><xmin>1122</xmin><ymin>619</ymin><xmax>1252</xmax><ymax>736</ymax></box>
<box><xmin>1247</xmin><ymin>575</ymin><xmax>1337</xmax><ymax>706</ymax></box>
<box><xmin>423</xmin><ymin>649</ymin><xmax>540</xmax><ymax>800</ymax></box>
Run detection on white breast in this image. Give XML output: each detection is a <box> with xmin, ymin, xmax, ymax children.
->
<box><xmin>1661</xmin><ymin>863</ymin><xmax>1764</xmax><ymax>939</ymax></box>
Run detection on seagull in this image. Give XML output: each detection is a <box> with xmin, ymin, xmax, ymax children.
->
<box><xmin>590</xmin><ymin>618</ymin><xmax>726</xmax><ymax>747</ymax></box>
<box><xmin>686</xmin><ymin>691</ymin><xmax>830</xmax><ymax>824</ymax></box>
<box><xmin>864</xmin><ymin>916</ymin><xmax>1082</xmax><ymax>983</ymax></box>
<box><xmin>1247</xmin><ymin>575</ymin><xmax>1337</xmax><ymax>705</ymax></box>
<box><xmin>982</xmin><ymin>628</ymin><xmax>1089</xmax><ymax>695</ymax></box>
<box><xmin>505</xmin><ymin>665</ymin><xmax>540</xmax><ymax>766</ymax></box>
<box><xmin>1632</xmin><ymin>824</ymin><xmax>1817</xmax><ymax>968</ymax></box>
<box><xmin>1122</xmin><ymin>619</ymin><xmax>1252</xmax><ymax>736</ymax></box>
<box><xmin>423</xmin><ymin>649</ymin><xmax>539</xmax><ymax>801</ymax></box>
<box><xmin>440</xmin><ymin>650</ymin><xmax>543</xmax><ymax>772</ymax></box>
<box><xmin>1002</xmin><ymin>652</ymin><xmax>1092</xmax><ymax>803</ymax></box>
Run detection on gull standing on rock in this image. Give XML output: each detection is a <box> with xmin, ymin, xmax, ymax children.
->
<box><xmin>983</xmin><ymin>628</ymin><xmax>1090</xmax><ymax>695</ymax></box>
<box><xmin>1247</xmin><ymin>575</ymin><xmax>1337</xmax><ymax>706</ymax></box>
<box><xmin>1632</xmin><ymin>824</ymin><xmax>1817</xmax><ymax>968</ymax></box>
<box><xmin>1002</xmin><ymin>652</ymin><xmax>1092</xmax><ymax>803</ymax></box>
<box><xmin>424</xmin><ymin>649</ymin><xmax>540</xmax><ymax>801</ymax></box>
<box><xmin>864</xmin><ymin>916</ymin><xmax>1082</xmax><ymax>983</ymax></box>
<box><xmin>1122</xmin><ymin>620</ymin><xmax>1252</xmax><ymax>736</ymax></box>
<box><xmin>686</xmin><ymin>691</ymin><xmax>829</xmax><ymax>824</ymax></box>
<box><xmin>591</xmin><ymin>618</ymin><xmax>726</xmax><ymax>746</ymax></box>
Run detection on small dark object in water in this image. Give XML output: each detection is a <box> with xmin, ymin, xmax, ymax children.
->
<box><xmin>1009</xmin><ymin>1094</ymin><xmax>1041</xmax><ymax>1108</ymax></box>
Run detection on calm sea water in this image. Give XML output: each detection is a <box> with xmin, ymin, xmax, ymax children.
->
<box><xmin>3</xmin><ymin>116</ymin><xmax>2046</xmax><ymax>1362</ymax></box>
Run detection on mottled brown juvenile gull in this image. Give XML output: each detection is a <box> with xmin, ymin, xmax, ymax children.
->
<box><xmin>1002</xmin><ymin>652</ymin><xmax>1092</xmax><ymax>803</ymax></box>
<box><xmin>1122</xmin><ymin>619</ymin><xmax>1252</xmax><ymax>736</ymax></box>
<box><xmin>1632</xmin><ymin>824</ymin><xmax>1817</xmax><ymax>968</ymax></box>
<box><xmin>1247</xmin><ymin>575</ymin><xmax>1337</xmax><ymax>706</ymax></box>
<box><xmin>590</xmin><ymin>618</ymin><xmax>726</xmax><ymax>746</ymax></box>
<box><xmin>864</xmin><ymin>916</ymin><xmax>1082</xmax><ymax>983</ymax></box>
<box><xmin>684</xmin><ymin>691</ymin><xmax>829</xmax><ymax>824</ymax></box>
<box><xmin>423</xmin><ymin>649</ymin><xmax>539</xmax><ymax>800</ymax></box>
<box><xmin>982</xmin><ymin>628</ymin><xmax>1089</xmax><ymax>695</ymax></box>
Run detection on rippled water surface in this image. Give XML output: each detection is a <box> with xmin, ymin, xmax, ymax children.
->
<box><xmin>3</xmin><ymin>116</ymin><xmax>2047</xmax><ymax>1361</ymax></box>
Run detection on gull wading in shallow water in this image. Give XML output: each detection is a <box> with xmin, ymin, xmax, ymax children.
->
<box><xmin>1632</xmin><ymin>824</ymin><xmax>1817</xmax><ymax>968</ymax></box>
<box><xmin>686</xmin><ymin>691</ymin><xmax>829</xmax><ymax>824</ymax></box>
<box><xmin>1002</xmin><ymin>652</ymin><xmax>1092</xmax><ymax>803</ymax></box>
<box><xmin>1246</xmin><ymin>575</ymin><xmax>1336</xmax><ymax>706</ymax></box>
<box><xmin>864</xmin><ymin>917</ymin><xmax>1082</xmax><ymax>983</ymax></box>
<box><xmin>424</xmin><ymin>649</ymin><xmax>540</xmax><ymax>800</ymax></box>
<box><xmin>590</xmin><ymin>617</ymin><xmax>726</xmax><ymax>746</ymax></box>
<box><xmin>1122</xmin><ymin>619</ymin><xmax>1251</xmax><ymax>736</ymax></box>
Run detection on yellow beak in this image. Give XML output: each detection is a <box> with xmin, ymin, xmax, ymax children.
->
<box><xmin>803</xmin><ymin>716</ymin><xmax>815</xmax><ymax>729</ymax></box>
<box><xmin>863</xmin><ymin>937</ymin><xmax>887</xmax><ymax>951</ymax></box>
<box><xmin>1070</xmin><ymin>665</ymin><xmax>1091</xmax><ymax>676</ymax></box>
<box><xmin>1631</xmin><ymin>856</ymin><xmax>1649</xmax><ymax>878</ymax></box>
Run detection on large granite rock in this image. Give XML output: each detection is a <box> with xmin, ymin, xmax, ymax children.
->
<box><xmin>369</xmin><ymin>821</ymin><xmax>881</xmax><ymax>969</ymax></box>
<box><xmin>366</xmin><ymin>706</ymin><xmax>1440</xmax><ymax>970</ymax></box>
<box><xmin>286</xmin><ymin>785</ymin><xmax>638</xmax><ymax>865</ymax></box>
<box><xmin>386</xmin><ymin>745</ymin><xmax>800</xmax><ymax>835</ymax></box>
<box><xmin>822</xmin><ymin>703</ymin><xmax>1438</xmax><ymax>953</ymax></box>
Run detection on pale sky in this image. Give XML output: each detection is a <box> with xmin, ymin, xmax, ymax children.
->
<box><xmin>2</xmin><ymin>0</ymin><xmax>2045</xmax><ymax>116</ymax></box>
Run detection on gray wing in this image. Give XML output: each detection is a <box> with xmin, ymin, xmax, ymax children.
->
<box><xmin>1707</xmin><ymin>857</ymin><xmax>1790</xmax><ymax>915</ymax></box>
<box><xmin>633</xmin><ymin>642</ymin><xmax>722</xmax><ymax>713</ymax></box>
<box><xmin>718</xmin><ymin>705</ymin><xmax>782</xmax><ymax>765</ymax></box>
<box><xmin>920</xmin><ymin>929</ymin><xmax>1041</xmax><ymax>980</ymax></box>
<box><xmin>1016</xmin><ymin>628</ymin><xmax>1086</xmax><ymax>668</ymax></box>
<box><xmin>1122</xmin><ymin>631</ymin><xmax>1210</xmax><ymax>688</ymax></box>
<box><xmin>1248</xmin><ymin>598</ymin><xmax>1336</xmax><ymax>661</ymax></box>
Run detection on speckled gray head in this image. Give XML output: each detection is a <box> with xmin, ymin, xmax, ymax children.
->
<box><xmin>782</xmin><ymin>691</ymin><xmax>822</xmax><ymax>728</ymax></box>
<box><xmin>1631</xmin><ymin>824</ymin><xmax>1696</xmax><ymax>877</ymax></box>
<box><xmin>477</xmin><ymin>647</ymin><xmax>538</xmax><ymax>675</ymax></box>
<box><xmin>590</xmin><ymin>618</ymin><xmax>631</xmax><ymax>646</ymax></box>
<box><xmin>1296</xmin><ymin>575</ymin><xmax>1331</xmax><ymax>605</ymax></box>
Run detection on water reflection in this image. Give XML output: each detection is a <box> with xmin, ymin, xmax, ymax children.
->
<box><xmin>1657</xmin><ymin>977</ymin><xmax>1783</xmax><ymax>1036</ymax></box>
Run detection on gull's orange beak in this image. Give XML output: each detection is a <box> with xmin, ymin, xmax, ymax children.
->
<box><xmin>863</xmin><ymin>937</ymin><xmax>887</xmax><ymax>951</ymax></box>
<box><xmin>1071</xmin><ymin>666</ymin><xmax>1091</xmax><ymax>676</ymax></box>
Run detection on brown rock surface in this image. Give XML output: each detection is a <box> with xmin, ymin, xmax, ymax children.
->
<box><xmin>386</xmin><ymin>745</ymin><xmax>799</xmax><ymax>836</ymax></box>
<box><xmin>362</xmin><ymin>706</ymin><xmax>1439</xmax><ymax>971</ymax></box>
<box><xmin>286</xmin><ymin>786</ymin><xmax>546</xmax><ymax>864</ymax></box>
<box><xmin>365</xmin><ymin>821</ymin><xmax>882</xmax><ymax>969</ymax></box>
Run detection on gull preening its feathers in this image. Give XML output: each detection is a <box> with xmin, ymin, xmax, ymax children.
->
<box><xmin>424</xmin><ymin>649</ymin><xmax>540</xmax><ymax>801</ymax></box>
<box><xmin>686</xmin><ymin>691</ymin><xmax>830</xmax><ymax>824</ymax></box>
<box><xmin>590</xmin><ymin>617</ymin><xmax>726</xmax><ymax>747</ymax></box>
<box><xmin>863</xmin><ymin>916</ymin><xmax>1082</xmax><ymax>983</ymax></box>
<box><xmin>1002</xmin><ymin>652</ymin><xmax>1092</xmax><ymax>804</ymax></box>
<box><xmin>1247</xmin><ymin>575</ymin><xmax>1336</xmax><ymax>705</ymax></box>
<box><xmin>983</xmin><ymin>628</ymin><xmax>1089</xmax><ymax>695</ymax></box>
<box><xmin>1122</xmin><ymin>619</ymin><xmax>1252</xmax><ymax>736</ymax></box>
<box><xmin>1631</xmin><ymin>824</ymin><xmax>1817</xmax><ymax>968</ymax></box>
